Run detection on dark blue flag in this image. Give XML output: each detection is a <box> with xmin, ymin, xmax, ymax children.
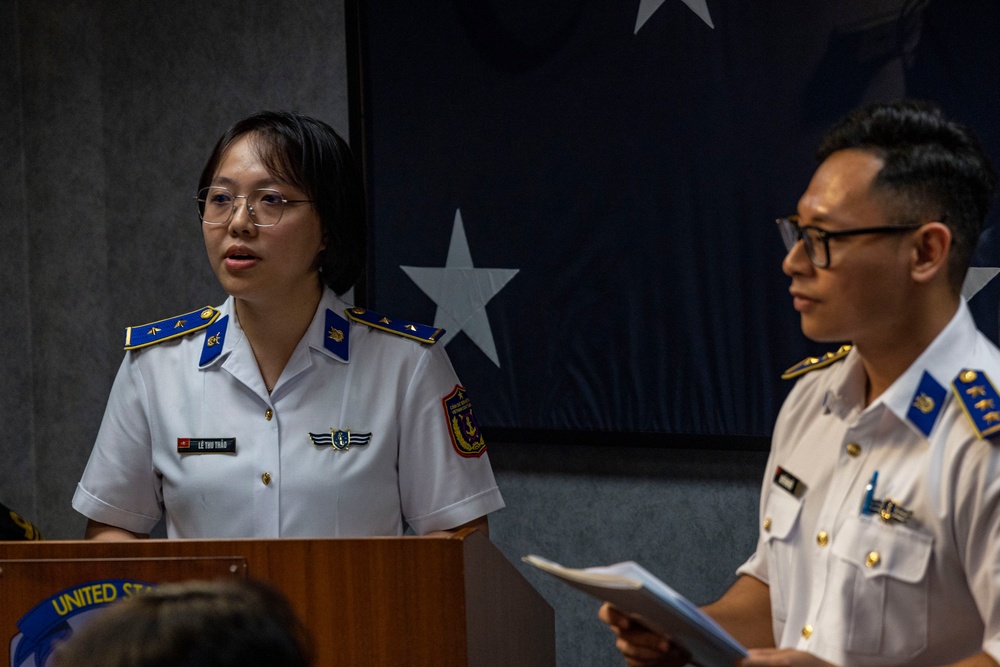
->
<box><xmin>358</xmin><ymin>0</ymin><xmax>1000</xmax><ymax>440</ymax></box>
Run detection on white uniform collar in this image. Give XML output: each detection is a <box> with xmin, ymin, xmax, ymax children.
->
<box><xmin>202</xmin><ymin>289</ymin><xmax>353</xmax><ymax>367</ymax></box>
<box><xmin>822</xmin><ymin>299</ymin><xmax>976</xmax><ymax>435</ymax></box>
<box><xmin>878</xmin><ymin>299</ymin><xmax>976</xmax><ymax>424</ymax></box>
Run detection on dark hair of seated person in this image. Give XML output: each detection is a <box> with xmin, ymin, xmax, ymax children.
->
<box><xmin>49</xmin><ymin>578</ymin><xmax>313</xmax><ymax>667</ymax></box>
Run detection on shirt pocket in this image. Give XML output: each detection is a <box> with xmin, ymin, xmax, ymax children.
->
<box><xmin>824</xmin><ymin>517</ymin><xmax>933</xmax><ymax>659</ymax></box>
<box><xmin>761</xmin><ymin>489</ymin><xmax>804</xmax><ymax>624</ymax></box>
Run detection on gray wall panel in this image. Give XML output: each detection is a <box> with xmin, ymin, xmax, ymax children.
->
<box><xmin>18</xmin><ymin>1</ymin><xmax>110</xmax><ymax>537</ymax></box>
<box><xmin>0</xmin><ymin>0</ymin><xmax>35</xmax><ymax>522</ymax></box>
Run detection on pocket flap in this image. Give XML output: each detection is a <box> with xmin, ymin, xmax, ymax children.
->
<box><xmin>832</xmin><ymin>517</ymin><xmax>933</xmax><ymax>583</ymax></box>
<box><xmin>762</xmin><ymin>488</ymin><xmax>803</xmax><ymax>542</ymax></box>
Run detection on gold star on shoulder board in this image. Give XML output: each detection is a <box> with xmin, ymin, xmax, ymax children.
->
<box><xmin>124</xmin><ymin>305</ymin><xmax>221</xmax><ymax>351</ymax></box>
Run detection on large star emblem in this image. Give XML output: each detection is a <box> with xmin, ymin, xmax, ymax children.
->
<box><xmin>962</xmin><ymin>267</ymin><xmax>1000</xmax><ymax>301</ymax></box>
<box><xmin>635</xmin><ymin>0</ymin><xmax>714</xmax><ymax>33</ymax></box>
<box><xmin>401</xmin><ymin>210</ymin><xmax>519</xmax><ymax>368</ymax></box>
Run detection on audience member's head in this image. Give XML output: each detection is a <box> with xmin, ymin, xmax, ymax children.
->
<box><xmin>50</xmin><ymin>579</ymin><xmax>312</xmax><ymax>667</ymax></box>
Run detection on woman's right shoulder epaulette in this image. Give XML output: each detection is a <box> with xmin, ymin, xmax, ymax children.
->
<box><xmin>123</xmin><ymin>306</ymin><xmax>221</xmax><ymax>350</ymax></box>
<box><xmin>345</xmin><ymin>307</ymin><xmax>444</xmax><ymax>344</ymax></box>
<box><xmin>781</xmin><ymin>344</ymin><xmax>852</xmax><ymax>380</ymax></box>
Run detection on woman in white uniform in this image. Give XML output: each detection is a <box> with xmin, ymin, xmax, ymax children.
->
<box><xmin>73</xmin><ymin>111</ymin><xmax>504</xmax><ymax>539</ymax></box>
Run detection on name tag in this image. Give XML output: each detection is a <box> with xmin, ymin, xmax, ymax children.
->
<box><xmin>773</xmin><ymin>466</ymin><xmax>806</xmax><ymax>497</ymax></box>
<box><xmin>177</xmin><ymin>438</ymin><xmax>236</xmax><ymax>454</ymax></box>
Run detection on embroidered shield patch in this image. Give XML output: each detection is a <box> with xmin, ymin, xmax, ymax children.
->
<box><xmin>442</xmin><ymin>385</ymin><xmax>486</xmax><ymax>457</ymax></box>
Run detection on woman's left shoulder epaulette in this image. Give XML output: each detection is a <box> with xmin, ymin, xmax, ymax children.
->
<box><xmin>781</xmin><ymin>344</ymin><xmax>852</xmax><ymax>380</ymax></box>
<box><xmin>952</xmin><ymin>368</ymin><xmax>1000</xmax><ymax>439</ymax></box>
<box><xmin>123</xmin><ymin>306</ymin><xmax>222</xmax><ymax>350</ymax></box>
<box><xmin>344</xmin><ymin>307</ymin><xmax>444</xmax><ymax>344</ymax></box>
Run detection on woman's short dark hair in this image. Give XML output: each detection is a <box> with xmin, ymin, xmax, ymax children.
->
<box><xmin>817</xmin><ymin>99</ymin><xmax>997</xmax><ymax>293</ymax></box>
<box><xmin>50</xmin><ymin>579</ymin><xmax>313</xmax><ymax>667</ymax></box>
<box><xmin>199</xmin><ymin>111</ymin><xmax>366</xmax><ymax>295</ymax></box>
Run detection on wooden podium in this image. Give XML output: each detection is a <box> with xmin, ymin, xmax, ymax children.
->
<box><xmin>0</xmin><ymin>530</ymin><xmax>554</xmax><ymax>666</ymax></box>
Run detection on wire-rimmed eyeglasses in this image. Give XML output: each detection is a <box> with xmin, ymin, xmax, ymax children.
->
<box><xmin>196</xmin><ymin>186</ymin><xmax>315</xmax><ymax>227</ymax></box>
<box><xmin>776</xmin><ymin>214</ymin><xmax>923</xmax><ymax>269</ymax></box>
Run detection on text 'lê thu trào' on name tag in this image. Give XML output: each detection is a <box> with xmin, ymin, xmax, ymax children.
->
<box><xmin>177</xmin><ymin>438</ymin><xmax>236</xmax><ymax>454</ymax></box>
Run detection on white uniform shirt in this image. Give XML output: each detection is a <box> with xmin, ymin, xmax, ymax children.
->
<box><xmin>738</xmin><ymin>300</ymin><xmax>1000</xmax><ymax>666</ymax></box>
<box><xmin>73</xmin><ymin>290</ymin><xmax>505</xmax><ymax>538</ymax></box>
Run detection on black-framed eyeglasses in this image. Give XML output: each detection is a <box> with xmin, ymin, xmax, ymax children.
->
<box><xmin>776</xmin><ymin>214</ymin><xmax>923</xmax><ymax>269</ymax></box>
<box><xmin>196</xmin><ymin>186</ymin><xmax>315</xmax><ymax>227</ymax></box>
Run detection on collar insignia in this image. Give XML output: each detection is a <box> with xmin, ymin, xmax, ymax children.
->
<box><xmin>324</xmin><ymin>309</ymin><xmax>350</xmax><ymax>360</ymax></box>
<box><xmin>906</xmin><ymin>370</ymin><xmax>946</xmax><ymax>437</ymax></box>
<box><xmin>198</xmin><ymin>315</ymin><xmax>229</xmax><ymax>367</ymax></box>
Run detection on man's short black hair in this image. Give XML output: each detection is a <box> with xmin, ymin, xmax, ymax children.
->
<box><xmin>817</xmin><ymin>100</ymin><xmax>997</xmax><ymax>293</ymax></box>
<box><xmin>198</xmin><ymin>111</ymin><xmax>366</xmax><ymax>296</ymax></box>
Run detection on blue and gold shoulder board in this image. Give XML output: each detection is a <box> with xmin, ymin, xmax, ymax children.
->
<box><xmin>781</xmin><ymin>344</ymin><xmax>852</xmax><ymax>380</ymax></box>
<box><xmin>124</xmin><ymin>306</ymin><xmax>221</xmax><ymax>350</ymax></box>
<box><xmin>345</xmin><ymin>307</ymin><xmax>443</xmax><ymax>344</ymax></box>
<box><xmin>952</xmin><ymin>368</ymin><xmax>1000</xmax><ymax>439</ymax></box>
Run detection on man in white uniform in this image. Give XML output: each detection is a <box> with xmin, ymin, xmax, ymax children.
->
<box><xmin>601</xmin><ymin>101</ymin><xmax>1000</xmax><ymax>667</ymax></box>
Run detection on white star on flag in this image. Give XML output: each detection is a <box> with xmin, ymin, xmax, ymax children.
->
<box><xmin>635</xmin><ymin>0</ymin><xmax>714</xmax><ymax>32</ymax></box>
<box><xmin>962</xmin><ymin>266</ymin><xmax>1000</xmax><ymax>301</ymax></box>
<box><xmin>401</xmin><ymin>210</ymin><xmax>519</xmax><ymax>368</ymax></box>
